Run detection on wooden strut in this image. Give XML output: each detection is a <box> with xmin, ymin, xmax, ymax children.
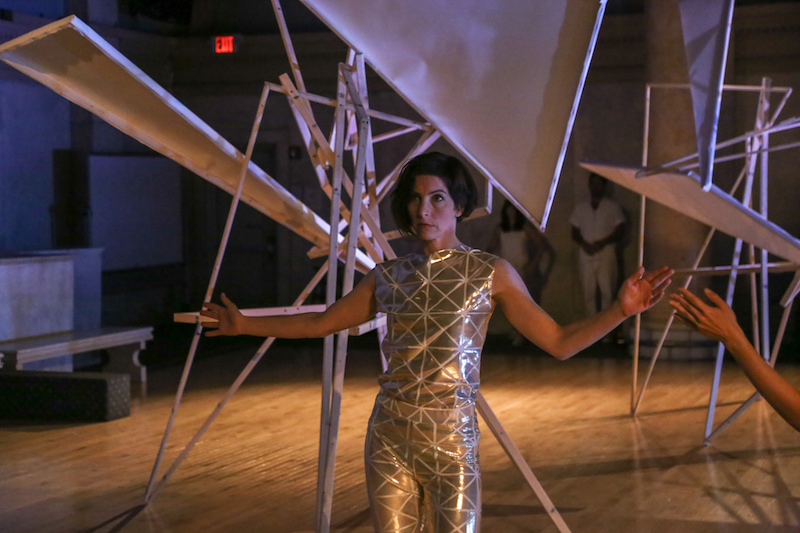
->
<box><xmin>631</xmin><ymin>81</ymin><xmax>739</xmax><ymax>416</ymax></box>
<box><xmin>702</xmin><ymin>83</ymin><xmax>769</xmax><ymax>442</ymax></box>
<box><xmin>316</xmin><ymin>64</ymin><xmax>370</xmax><ymax>533</ymax></box>
<box><xmin>145</xmin><ymin>82</ymin><xmax>272</xmax><ymax>503</ymax></box>
<box><xmin>146</xmin><ymin>262</ymin><xmax>331</xmax><ymax>504</ymax></box>
<box><xmin>703</xmin><ymin>78</ymin><xmax>784</xmax><ymax>444</ymax></box>
<box><xmin>352</xmin><ymin>54</ymin><xmax>391</xmax><ymax>376</ymax></box>
<box><xmin>476</xmin><ymin>394</ymin><xmax>572</xmax><ymax>533</ymax></box>
<box><xmin>314</xmin><ymin>65</ymin><xmax>349</xmax><ymax>533</ymax></box>
<box><xmin>630</xmin><ymin>81</ymin><xmax>653</xmax><ymax>413</ymax></box>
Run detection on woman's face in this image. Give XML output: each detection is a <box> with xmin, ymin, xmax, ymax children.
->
<box><xmin>408</xmin><ymin>174</ymin><xmax>463</xmax><ymax>251</ymax></box>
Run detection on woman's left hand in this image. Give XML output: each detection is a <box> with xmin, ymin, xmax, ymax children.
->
<box><xmin>617</xmin><ymin>266</ymin><xmax>674</xmax><ymax>317</ymax></box>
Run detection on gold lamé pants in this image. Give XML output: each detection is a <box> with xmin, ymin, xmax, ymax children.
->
<box><xmin>365</xmin><ymin>393</ymin><xmax>481</xmax><ymax>532</ymax></box>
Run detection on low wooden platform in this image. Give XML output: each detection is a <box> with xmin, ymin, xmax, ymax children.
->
<box><xmin>1</xmin><ymin>340</ymin><xmax>799</xmax><ymax>532</ymax></box>
<box><xmin>0</xmin><ymin>370</ymin><xmax>131</xmax><ymax>421</ymax></box>
<box><xmin>0</xmin><ymin>326</ymin><xmax>153</xmax><ymax>383</ymax></box>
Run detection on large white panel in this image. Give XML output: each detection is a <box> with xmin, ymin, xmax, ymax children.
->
<box><xmin>0</xmin><ymin>16</ymin><xmax>374</xmax><ymax>271</ymax></box>
<box><xmin>679</xmin><ymin>0</ymin><xmax>734</xmax><ymax>190</ymax></box>
<box><xmin>582</xmin><ymin>162</ymin><xmax>800</xmax><ymax>264</ymax></box>
<box><xmin>300</xmin><ymin>0</ymin><xmax>605</xmax><ymax>228</ymax></box>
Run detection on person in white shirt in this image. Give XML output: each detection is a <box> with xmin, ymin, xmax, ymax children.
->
<box><xmin>570</xmin><ymin>172</ymin><xmax>626</xmax><ymax>318</ymax></box>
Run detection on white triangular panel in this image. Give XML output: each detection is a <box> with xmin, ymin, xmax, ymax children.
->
<box><xmin>300</xmin><ymin>0</ymin><xmax>606</xmax><ymax>229</ymax></box>
<box><xmin>679</xmin><ymin>0</ymin><xmax>734</xmax><ymax>190</ymax></box>
<box><xmin>582</xmin><ymin>162</ymin><xmax>800</xmax><ymax>265</ymax></box>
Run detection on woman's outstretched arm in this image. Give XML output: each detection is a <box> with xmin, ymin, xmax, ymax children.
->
<box><xmin>492</xmin><ymin>259</ymin><xmax>673</xmax><ymax>360</ymax></box>
<box><xmin>201</xmin><ymin>271</ymin><xmax>377</xmax><ymax>339</ymax></box>
<box><xmin>670</xmin><ymin>288</ymin><xmax>800</xmax><ymax>431</ymax></box>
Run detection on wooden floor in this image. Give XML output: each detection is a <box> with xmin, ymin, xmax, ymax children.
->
<box><xmin>2</xmin><ymin>338</ymin><xmax>800</xmax><ymax>533</ymax></box>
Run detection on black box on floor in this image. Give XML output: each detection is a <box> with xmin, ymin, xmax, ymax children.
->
<box><xmin>0</xmin><ymin>370</ymin><xmax>130</xmax><ymax>421</ymax></box>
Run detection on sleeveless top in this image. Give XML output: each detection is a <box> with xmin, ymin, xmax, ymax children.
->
<box><xmin>373</xmin><ymin>246</ymin><xmax>497</xmax><ymax>409</ymax></box>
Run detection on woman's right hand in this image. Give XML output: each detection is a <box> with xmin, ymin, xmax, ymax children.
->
<box><xmin>200</xmin><ymin>293</ymin><xmax>244</xmax><ymax>337</ymax></box>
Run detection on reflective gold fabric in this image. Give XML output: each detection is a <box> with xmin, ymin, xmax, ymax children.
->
<box><xmin>367</xmin><ymin>247</ymin><xmax>497</xmax><ymax>532</ymax></box>
<box><xmin>374</xmin><ymin>247</ymin><xmax>496</xmax><ymax>408</ymax></box>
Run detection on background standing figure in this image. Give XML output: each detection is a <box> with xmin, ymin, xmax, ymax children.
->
<box><xmin>488</xmin><ymin>200</ymin><xmax>555</xmax><ymax>345</ymax></box>
<box><xmin>570</xmin><ymin>172</ymin><xmax>627</xmax><ymax>319</ymax></box>
<box><xmin>201</xmin><ymin>152</ymin><xmax>673</xmax><ymax>532</ymax></box>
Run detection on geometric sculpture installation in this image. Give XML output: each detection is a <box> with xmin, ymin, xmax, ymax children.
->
<box><xmin>584</xmin><ymin>79</ymin><xmax>800</xmax><ymax>444</ymax></box>
<box><xmin>0</xmin><ymin>3</ymin><xmax>614</xmax><ymax>530</ymax></box>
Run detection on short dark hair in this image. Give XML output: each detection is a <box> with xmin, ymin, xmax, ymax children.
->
<box><xmin>391</xmin><ymin>152</ymin><xmax>478</xmax><ymax>236</ymax></box>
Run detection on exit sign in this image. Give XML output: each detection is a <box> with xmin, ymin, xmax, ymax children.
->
<box><xmin>214</xmin><ymin>35</ymin><xmax>236</xmax><ymax>54</ymax></box>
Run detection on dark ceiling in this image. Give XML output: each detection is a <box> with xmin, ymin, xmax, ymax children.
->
<box><xmin>117</xmin><ymin>0</ymin><xmax>800</xmax><ymax>37</ymax></box>
<box><xmin>121</xmin><ymin>0</ymin><xmax>328</xmax><ymax>35</ymax></box>
<box><xmin>8</xmin><ymin>1</ymin><xmax>800</xmax><ymax>37</ymax></box>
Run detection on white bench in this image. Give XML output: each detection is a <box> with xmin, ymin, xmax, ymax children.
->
<box><xmin>0</xmin><ymin>327</ymin><xmax>153</xmax><ymax>385</ymax></box>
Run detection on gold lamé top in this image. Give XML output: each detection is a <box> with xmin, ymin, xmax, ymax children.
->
<box><xmin>374</xmin><ymin>246</ymin><xmax>497</xmax><ymax>409</ymax></box>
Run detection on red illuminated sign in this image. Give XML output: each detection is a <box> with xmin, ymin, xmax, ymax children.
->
<box><xmin>215</xmin><ymin>35</ymin><xmax>235</xmax><ymax>54</ymax></box>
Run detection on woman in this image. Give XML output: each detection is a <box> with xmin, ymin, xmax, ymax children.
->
<box><xmin>488</xmin><ymin>199</ymin><xmax>556</xmax><ymax>345</ymax></box>
<box><xmin>202</xmin><ymin>152</ymin><xmax>673</xmax><ymax>532</ymax></box>
<box><xmin>488</xmin><ymin>200</ymin><xmax>555</xmax><ymax>300</ymax></box>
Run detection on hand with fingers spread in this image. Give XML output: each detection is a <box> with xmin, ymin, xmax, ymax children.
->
<box><xmin>493</xmin><ymin>263</ymin><xmax>674</xmax><ymax>360</ymax></box>
<box><xmin>669</xmin><ymin>287</ymin><xmax>745</xmax><ymax>345</ymax></box>
<box><xmin>670</xmin><ymin>287</ymin><xmax>800</xmax><ymax>431</ymax></box>
<box><xmin>200</xmin><ymin>293</ymin><xmax>244</xmax><ymax>337</ymax></box>
<box><xmin>617</xmin><ymin>266</ymin><xmax>674</xmax><ymax>317</ymax></box>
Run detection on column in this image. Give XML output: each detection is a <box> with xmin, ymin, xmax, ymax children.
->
<box><xmin>641</xmin><ymin>0</ymin><xmax>714</xmax><ymax>359</ymax></box>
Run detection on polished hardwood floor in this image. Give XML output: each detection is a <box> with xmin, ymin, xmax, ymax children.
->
<box><xmin>2</xmin><ymin>336</ymin><xmax>800</xmax><ymax>533</ymax></box>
